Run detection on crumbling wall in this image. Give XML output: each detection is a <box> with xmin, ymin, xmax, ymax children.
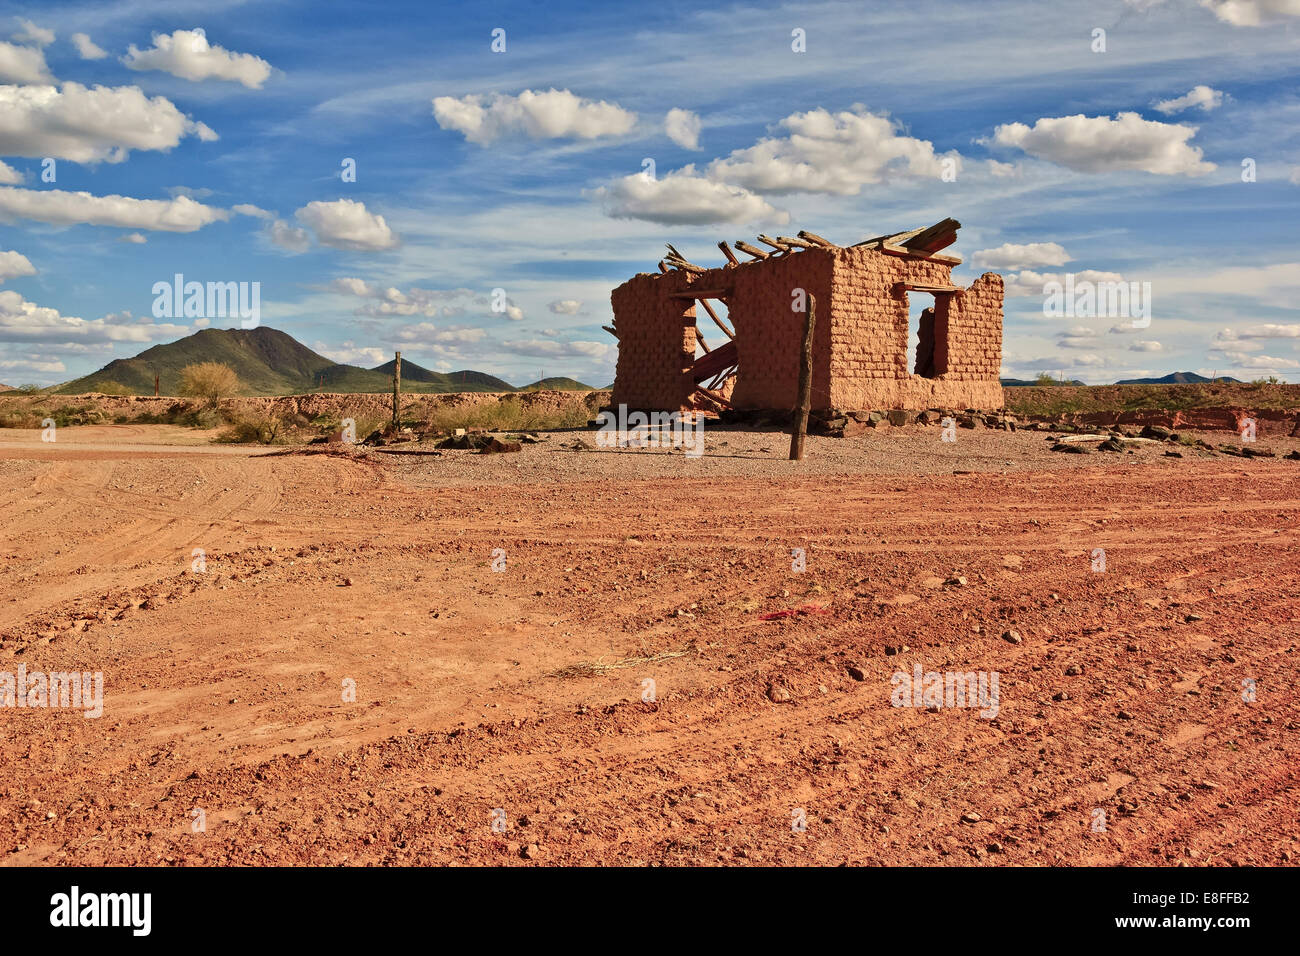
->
<box><xmin>609</xmin><ymin>271</ymin><xmax>696</xmax><ymax>411</ymax></box>
<box><xmin>725</xmin><ymin>249</ymin><xmax>834</xmax><ymax>411</ymax></box>
<box><xmin>943</xmin><ymin>272</ymin><xmax>1004</xmax><ymax>384</ymax></box>
<box><xmin>824</xmin><ymin>248</ymin><xmax>1003</xmax><ymax>410</ymax></box>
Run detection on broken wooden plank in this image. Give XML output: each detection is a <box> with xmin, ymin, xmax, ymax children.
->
<box><xmin>757</xmin><ymin>234</ymin><xmax>791</xmax><ymax>253</ymax></box>
<box><xmin>893</xmin><ymin>282</ymin><xmax>962</xmax><ymax>296</ymax></box>
<box><xmin>878</xmin><ymin>243</ymin><xmax>962</xmax><ymax>265</ymax></box>
<box><xmin>602</xmin><ymin>325</ymin><xmax>619</xmax><ymax>339</ymax></box>
<box><xmin>667</xmin><ymin>288</ymin><xmax>732</xmax><ymax>299</ymax></box>
<box><xmin>776</xmin><ymin>236</ymin><xmax>819</xmax><ymax>250</ymax></box>
<box><xmin>666</xmin><ymin>258</ymin><xmax>708</xmax><ymax>274</ymax></box>
<box><xmin>717</xmin><ymin>241</ymin><xmax>739</xmax><ymax>266</ymax></box>
<box><xmin>698</xmin><ymin>298</ymin><xmax>735</xmax><ymax>340</ymax></box>
<box><xmin>854</xmin><ymin>227</ymin><xmax>925</xmax><ymax>249</ymax></box>
<box><xmin>901</xmin><ymin>217</ymin><xmax>961</xmax><ymax>254</ymax></box>
<box><xmin>693</xmin><ymin>383</ymin><xmax>731</xmax><ymax>406</ymax></box>
<box><xmin>691</xmin><ymin>339</ymin><xmax>738</xmax><ymax>382</ymax></box>
<box><xmin>797</xmin><ymin>230</ymin><xmax>836</xmax><ymax>248</ymax></box>
<box><xmin>733</xmin><ymin>240</ymin><xmax>770</xmax><ymax>260</ymax></box>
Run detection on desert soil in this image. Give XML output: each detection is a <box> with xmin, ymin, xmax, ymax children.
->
<box><xmin>1</xmin><ymin>423</ymin><xmax>1297</xmax><ymax>866</ymax></box>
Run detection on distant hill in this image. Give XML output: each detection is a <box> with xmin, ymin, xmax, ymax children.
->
<box><xmin>1114</xmin><ymin>372</ymin><xmax>1242</xmax><ymax>385</ymax></box>
<box><xmin>517</xmin><ymin>376</ymin><xmax>595</xmax><ymax>391</ymax></box>
<box><xmin>373</xmin><ymin>359</ymin><xmax>513</xmax><ymax>392</ymax></box>
<box><xmin>0</xmin><ymin>383</ymin><xmax>13</xmax><ymax>392</ymax></box>
<box><xmin>53</xmin><ymin>327</ymin><xmax>526</xmax><ymax>396</ymax></box>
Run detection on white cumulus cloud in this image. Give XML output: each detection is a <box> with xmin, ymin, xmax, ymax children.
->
<box><xmin>547</xmin><ymin>299</ymin><xmax>583</xmax><ymax>314</ymax></box>
<box><xmin>1153</xmin><ymin>85</ymin><xmax>1225</xmax><ymax>114</ymax></box>
<box><xmin>706</xmin><ymin>107</ymin><xmax>959</xmax><ymax>195</ymax></box>
<box><xmin>124</xmin><ymin>28</ymin><xmax>272</xmax><ymax>89</ymax></box>
<box><xmin>0</xmin><ymin>249</ymin><xmax>36</xmax><ymax>282</ymax></box>
<box><xmin>432</xmin><ymin>88</ymin><xmax>636</xmax><ymax>145</ymax></box>
<box><xmin>12</xmin><ymin>20</ymin><xmax>54</xmax><ymax>47</ymax></box>
<box><xmin>71</xmin><ymin>32</ymin><xmax>107</xmax><ymax>60</ymax></box>
<box><xmin>267</xmin><ymin>219</ymin><xmax>310</xmax><ymax>253</ymax></box>
<box><xmin>294</xmin><ymin>199</ymin><xmax>398</xmax><ymax>251</ymax></box>
<box><xmin>594</xmin><ymin>167</ymin><xmax>788</xmax><ymax>226</ymax></box>
<box><xmin>0</xmin><ymin>40</ymin><xmax>54</xmax><ymax>83</ymax></box>
<box><xmin>0</xmin><ymin>187</ymin><xmax>229</xmax><ymax>232</ymax></box>
<box><xmin>0</xmin><ymin>83</ymin><xmax>216</xmax><ymax>164</ymax></box>
<box><xmin>972</xmin><ymin>242</ymin><xmax>1071</xmax><ymax>270</ymax></box>
<box><xmin>991</xmin><ymin>112</ymin><xmax>1214</xmax><ymax>176</ymax></box>
<box><xmin>665</xmin><ymin>108</ymin><xmax>701</xmax><ymax>150</ymax></box>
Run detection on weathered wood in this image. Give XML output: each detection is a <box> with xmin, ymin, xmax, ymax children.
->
<box><xmin>797</xmin><ymin>230</ymin><xmax>836</xmax><ymax>248</ymax></box>
<box><xmin>658</xmin><ymin>261</ymin><xmax>670</xmax><ymax>273</ymax></box>
<box><xmin>757</xmin><ymin>234</ymin><xmax>791</xmax><ymax>252</ymax></box>
<box><xmin>665</xmin><ymin>242</ymin><xmax>688</xmax><ymax>262</ymax></box>
<box><xmin>717</xmin><ymin>241</ymin><xmax>739</xmax><ymax>266</ymax></box>
<box><xmin>693</xmin><ymin>383</ymin><xmax>731</xmax><ymax>406</ymax></box>
<box><xmin>392</xmin><ymin>351</ymin><xmax>402</xmax><ymax>428</ymax></box>
<box><xmin>695</xmin><ymin>329</ymin><xmax>711</xmax><ymax>353</ymax></box>
<box><xmin>667</xmin><ymin>288</ymin><xmax>731</xmax><ymax>299</ymax></box>
<box><xmin>698</xmin><ymin>297</ymin><xmax>735</xmax><ymax>340</ymax></box>
<box><xmin>902</xmin><ymin>217</ymin><xmax>961</xmax><ymax>254</ymax></box>
<box><xmin>602</xmin><ymin>325</ymin><xmax>619</xmax><ymax>339</ymax></box>
<box><xmin>733</xmin><ymin>240</ymin><xmax>769</xmax><ymax>260</ymax></box>
<box><xmin>855</xmin><ymin>227</ymin><xmax>925</xmax><ymax>249</ymax></box>
<box><xmin>776</xmin><ymin>236</ymin><xmax>818</xmax><ymax>250</ymax></box>
<box><xmin>691</xmin><ymin>339</ymin><xmax>737</xmax><ymax>382</ymax></box>
<box><xmin>893</xmin><ymin>282</ymin><xmax>962</xmax><ymax>296</ymax></box>
<box><xmin>788</xmin><ymin>295</ymin><xmax>815</xmax><ymax>461</ymax></box>
<box><xmin>666</xmin><ymin>258</ymin><xmax>708</xmax><ymax>274</ymax></box>
<box><xmin>877</xmin><ymin>243</ymin><xmax>962</xmax><ymax>265</ymax></box>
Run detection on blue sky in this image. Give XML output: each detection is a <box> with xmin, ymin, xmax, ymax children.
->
<box><xmin>1</xmin><ymin>0</ymin><xmax>1298</xmax><ymax>387</ymax></box>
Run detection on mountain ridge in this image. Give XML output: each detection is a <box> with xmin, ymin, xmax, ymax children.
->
<box><xmin>51</xmin><ymin>327</ymin><xmax>593</xmax><ymax>396</ymax></box>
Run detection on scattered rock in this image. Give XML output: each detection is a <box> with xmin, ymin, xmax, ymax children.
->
<box><xmin>1002</xmin><ymin>630</ymin><xmax>1023</xmax><ymax>645</ymax></box>
<box><xmin>846</xmin><ymin>665</ymin><xmax>866</xmax><ymax>681</ymax></box>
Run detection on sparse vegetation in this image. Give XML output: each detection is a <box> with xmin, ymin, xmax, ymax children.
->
<box><xmin>418</xmin><ymin>394</ymin><xmax>594</xmax><ymax>434</ymax></box>
<box><xmin>217</xmin><ymin>409</ymin><xmax>289</xmax><ymax>444</ymax></box>
<box><xmin>180</xmin><ymin>362</ymin><xmax>241</xmax><ymax>408</ymax></box>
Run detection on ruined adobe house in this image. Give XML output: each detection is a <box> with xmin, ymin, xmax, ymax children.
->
<box><xmin>606</xmin><ymin>219</ymin><xmax>1004</xmax><ymax>416</ymax></box>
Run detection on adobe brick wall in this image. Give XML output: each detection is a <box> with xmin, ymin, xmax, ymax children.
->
<box><xmin>725</xmin><ymin>249</ymin><xmax>834</xmax><ymax>411</ymax></box>
<box><xmin>609</xmin><ymin>270</ymin><xmax>696</xmax><ymax>410</ymax></box>
<box><xmin>609</xmin><ymin>241</ymin><xmax>1004</xmax><ymax>414</ymax></box>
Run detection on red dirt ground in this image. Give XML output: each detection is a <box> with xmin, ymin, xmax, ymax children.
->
<box><xmin>1</xmin><ymin>424</ymin><xmax>1297</xmax><ymax>866</ymax></box>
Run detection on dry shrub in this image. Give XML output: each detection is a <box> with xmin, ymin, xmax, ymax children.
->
<box><xmin>180</xmin><ymin>363</ymin><xmax>241</xmax><ymax>408</ymax></box>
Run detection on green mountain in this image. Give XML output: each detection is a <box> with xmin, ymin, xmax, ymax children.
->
<box><xmin>54</xmin><ymin>327</ymin><xmax>515</xmax><ymax>396</ymax></box>
<box><xmin>1114</xmin><ymin>372</ymin><xmax>1242</xmax><ymax>385</ymax></box>
<box><xmin>372</xmin><ymin>360</ymin><xmax>513</xmax><ymax>392</ymax></box>
<box><xmin>517</xmin><ymin>376</ymin><xmax>595</xmax><ymax>391</ymax></box>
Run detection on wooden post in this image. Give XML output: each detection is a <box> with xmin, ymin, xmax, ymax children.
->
<box><xmin>154</xmin><ymin>374</ymin><xmax>159</xmax><ymax>397</ymax></box>
<box><xmin>788</xmin><ymin>294</ymin><xmax>816</xmax><ymax>461</ymax></box>
<box><xmin>392</xmin><ymin>351</ymin><xmax>401</xmax><ymax>429</ymax></box>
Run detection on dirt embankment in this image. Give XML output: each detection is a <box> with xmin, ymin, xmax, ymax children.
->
<box><xmin>1006</xmin><ymin>383</ymin><xmax>1300</xmax><ymax>437</ymax></box>
<box><xmin>0</xmin><ymin>389</ymin><xmax>611</xmax><ymax>427</ymax></box>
